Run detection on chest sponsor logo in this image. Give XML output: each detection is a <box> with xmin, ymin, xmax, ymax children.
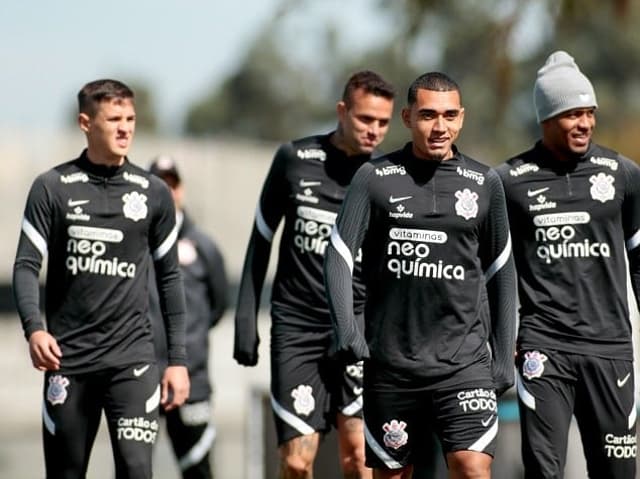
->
<box><xmin>533</xmin><ymin>211</ymin><xmax>610</xmax><ymax>264</ymax></box>
<box><xmin>296</xmin><ymin>180</ymin><xmax>320</xmax><ymax>204</ymax></box>
<box><xmin>456</xmin><ymin>166</ymin><xmax>485</xmax><ymax>185</ymax></box>
<box><xmin>123</xmin><ymin>171</ymin><xmax>149</xmax><ymax>189</ymax></box>
<box><xmin>388</xmin><ymin>196</ymin><xmax>414</xmax><ymax>219</ymax></box>
<box><xmin>60</xmin><ymin>172</ymin><xmax>89</xmax><ymax>184</ymax></box>
<box><xmin>454</xmin><ymin>188</ymin><xmax>479</xmax><ymax>220</ymax></box>
<box><xmin>529</xmin><ymin>194</ymin><xmax>557</xmax><ymax>211</ymax></box>
<box><xmin>509</xmin><ymin>163</ymin><xmax>539</xmax><ymax>177</ymax></box>
<box><xmin>589</xmin><ymin>173</ymin><xmax>615</xmax><ymax>203</ymax></box>
<box><xmin>68</xmin><ymin>199</ymin><xmax>89</xmax><ymax>207</ymax></box>
<box><xmin>122</xmin><ymin>191</ymin><xmax>148</xmax><ymax>222</ymax></box>
<box><xmin>375</xmin><ymin>165</ymin><xmax>406</xmax><ymax>176</ymax></box>
<box><xmin>590</xmin><ymin>156</ymin><xmax>618</xmax><ymax>171</ymax></box>
<box><xmin>66</xmin><ymin>225</ymin><xmax>135</xmax><ymax>278</ymax></box>
<box><xmin>386</xmin><ymin>228</ymin><xmax>464</xmax><ymax>280</ymax></box>
<box><xmin>297</xmin><ymin>148</ymin><xmax>326</xmax><ymax>162</ymax></box>
<box><xmin>382</xmin><ymin>420</ymin><xmax>408</xmax><ymax>450</ymax></box>
<box><xmin>66</xmin><ymin>198</ymin><xmax>91</xmax><ymax>221</ymax></box>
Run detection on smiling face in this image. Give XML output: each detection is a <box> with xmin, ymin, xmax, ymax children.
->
<box><xmin>541</xmin><ymin>107</ymin><xmax>595</xmax><ymax>160</ymax></box>
<box><xmin>401</xmin><ymin>88</ymin><xmax>464</xmax><ymax>161</ymax></box>
<box><xmin>78</xmin><ymin>97</ymin><xmax>136</xmax><ymax>166</ymax></box>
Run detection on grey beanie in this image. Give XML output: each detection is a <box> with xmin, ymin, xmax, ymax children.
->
<box><xmin>533</xmin><ymin>50</ymin><xmax>597</xmax><ymax>123</ymax></box>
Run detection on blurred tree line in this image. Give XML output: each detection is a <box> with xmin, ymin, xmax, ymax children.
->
<box><xmin>143</xmin><ymin>0</ymin><xmax>640</xmax><ymax>164</ymax></box>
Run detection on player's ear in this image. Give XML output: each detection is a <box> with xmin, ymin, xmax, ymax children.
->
<box><xmin>401</xmin><ymin>108</ymin><xmax>412</xmax><ymax>129</ymax></box>
<box><xmin>78</xmin><ymin>113</ymin><xmax>91</xmax><ymax>133</ymax></box>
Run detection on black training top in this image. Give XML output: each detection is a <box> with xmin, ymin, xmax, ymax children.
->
<box><xmin>325</xmin><ymin>144</ymin><xmax>516</xmax><ymax>393</ymax></box>
<box><xmin>497</xmin><ymin>142</ymin><xmax>640</xmax><ymax>360</ymax></box>
<box><xmin>234</xmin><ymin>133</ymin><xmax>370</xmax><ymax>365</ymax></box>
<box><xmin>13</xmin><ymin>149</ymin><xmax>186</xmax><ymax>374</ymax></box>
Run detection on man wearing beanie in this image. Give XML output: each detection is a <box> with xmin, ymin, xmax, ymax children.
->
<box><xmin>497</xmin><ymin>51</ymin><xmax>640</xmax><ymax>478</ymax></box>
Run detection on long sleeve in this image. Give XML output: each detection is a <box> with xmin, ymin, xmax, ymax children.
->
<box><xmin>151</xmin><ymin>184</ymin><xmax>187</xmax><ymax>366</ymax></box>
<box><xmin>233</xmin><ymin>145</ymin><xmax>289</xmax><ymax>366</ymax></box>
<box><xmin>480</xmin><ymin>169</ymin><xmax>517</xmax><ymax>395</ymax></box>
<box><xmin>324</xmin><ymin>163</ymin><xmax>373</xmax><ymax>362</ymax></box>
<box><xmin>621</xmin><ymin>156</ymin><xmax>640</xmax><ymax>311</ymax></box>
<box><xmin>13</xmin><ymin>177</ymin><xmax>50</xmax><ymax>339</ymax></box>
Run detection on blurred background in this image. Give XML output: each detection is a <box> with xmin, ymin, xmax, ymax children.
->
<box><xmin>2</xmin><ymin>0</ymin><xmax>640</xmax><ymax>477</ymax></box>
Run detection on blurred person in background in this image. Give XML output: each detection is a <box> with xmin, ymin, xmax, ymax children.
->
<box><xmin>149</xmin><ymin>155</ymin><xmax>229</xmax><ymax>479</ymax></box>
<box><xmin>12</xmin><ymin>79</ymin><xmax>189</xmax><ymax>479</ymax></box>
<box><xmin>234</xmin><ymin>70</ymin><xmax>395</xmax><ymax>479</ymax></box>
<box><xmin>497</xmin><ymin>50</ymin><xmax>640</xmax><ymax>478</ymax></box>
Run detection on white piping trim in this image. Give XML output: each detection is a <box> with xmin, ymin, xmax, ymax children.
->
<box><xmin>627</xmin><ymin>229</ymin><xmax>640</xmax><ymax>251</ymax></box>
<box><xmin>364</xmin><ymin>423</ymin><xmax>403</xmax><ymax>469</ymax></box>
<box><xmin>270</xmin><ymin>394</ymin><xmax>315</xmax><ymax>436</ymax></box>
<box><xmin>178</xmin><ymin>424</ymin><xmax>217</xmax><ymax>470</ymax></box>
<box><xmin>341</xmin><ymin>395</ymin><xmax>363</xmax><ymax>416</ymax></box>
<box><xmin>485</xmin><ymin>233</ymin><xmax>511</xmax><ymax>281</ymax></box>
<box><xmin>330</xmin><ymin>227</ymin><xmax>353</xmax><ymax>274</ymax></box>
<box><xmin>22</xmin><ymin>218</ymin><xmax>47</xmax><ymax>257</ymax></box>
<box><xmin>42</xmin><ymin>401</ymin><xmax>55</xmax><ymax>435</ymax></box>
<box><xmin>145</xmin><ymin>385</ymin><xmax>160</xmax><ymax>413</ymax></box>
<box><xmin>153</xmin><ymin>224</ymin><xmax>178</xmax><ymax>260</ymax></box>
<box><xmin>517</xmin><ymin>374</ymin><xmax>536</xmax><ymax>411</ymax></box>
<box><xmin>468</xmin><ymin>419</ymin><xmax>498</xmax><ymax>452</ymax></box>
<box><xmin>255</xmin><ymin>205</ymin><xmax>274</xmax><ymax>242</ymax></box>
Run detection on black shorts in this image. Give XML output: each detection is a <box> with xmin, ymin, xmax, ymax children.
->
<box><xmin>270</xmin><ymin>324</ymin><xmax>363</xmax><ymax>444</ymax></box>
<box><xmin>516</xmin><ymin>349</ymin><xmax>636</xmax><ymax>478</ymax></box>
<box><xmin>42</xmin><ymin>362</ymin><xmax>160</xmax><ymax>479</ymax></box>
<box><xmin>363</xmin><ymin>384</ymin><xmax>498</xmax><ymax>470</ymax></box>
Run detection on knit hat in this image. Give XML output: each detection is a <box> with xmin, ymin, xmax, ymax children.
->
<box><xmin>533</xmin><ymin>51</ymin><xmax>597</xmax><ymax>123</ymax></box>
<box><xmin>149</xmin><ymin>155</ymin><xmax>181</xmax><ymax>184</ymax></box>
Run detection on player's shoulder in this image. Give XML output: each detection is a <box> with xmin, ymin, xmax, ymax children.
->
<box><xmin>123</xmin><ymin>160</ymin><xmax>170</xmax><ymax>193</ymax></box>
<box><xmin>286</xmin><ymin>134</ymin><xmax>330</xmax><ymax>163</ymax></box>
<box><xmin>495</xmin><ymin>146</ymin><xmax>540</xmax><ymax>181</ymax></box>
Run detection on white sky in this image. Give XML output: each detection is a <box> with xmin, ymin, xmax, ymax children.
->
<box><xmin>0</xmin><ymin>0</ymin><xmax>390</xmax><ymax>134</ymax></box>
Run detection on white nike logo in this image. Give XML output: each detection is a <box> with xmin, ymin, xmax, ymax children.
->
<box><xmin>133</xmin><ymin>365</ymin><xmax>150</xmax><ymax>377</ymax></box>
<box><xmin>353</xmin><ymin>386</ymin><xmax>363</xmax><ymax>395</ymax></box>
<box><xmin>481</xmin><ymin>415</ymin><xmax>494</xmax><ymax>427</ymax></box>
<box><xmin>617</xmin><ymin>373</ymin><xmax>631</xmax><ymax>388</ymax></box>
<box><xmin>527</xmin><ymin>187</ymin><xmax>549</xmax><ymax>197</ymax></box>
<box><xmin>68</xmin><ymin>199</ymin><xmax>90</xmax><ymax>207</ymax></box>
<box><xmin>299</xmin><ymin>179</ymin><xmax>322</xmax><ymax>187</ymax></box>
<box><xmin>389</xmin><ymin>195</ymin><xmax>413</xmax><ymax>204</ymax></box>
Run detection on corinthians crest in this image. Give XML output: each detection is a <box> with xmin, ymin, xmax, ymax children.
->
<box><xmin>291</xmin><ymin>385</ymin><xmax>315</xmax><ymax>416</ymax></box>
<box><xmin>47</xmin><ymin>375</ymin><xmax>70</xmax><ymax>405</ymax></box>
<box><xmin>454</xmin><ymin>188</ymin><xmax>479</xmax><ymax>220</ymax></box>
<box><xmin>382</xmin><ymin>419</ymin><xmax>408</xmax><ymax>449</ymax></box>
<box><xmin>522</xmin><ymin>351</ymin><xmax>548</xmax><ymax>380</ymax></box>
<box><xmin>122</xmin><ymin>191</ymin><xmax>148</xmax><ymax>221</ymax></box>
<box><xmin>589</xmin><ymin>173</ymin><xmax>615</xmax><ymax>203</ymax></box>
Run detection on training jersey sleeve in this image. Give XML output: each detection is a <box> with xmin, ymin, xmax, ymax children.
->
<box><xmin>479</xmin><ymin>169</ymin><xmax>517</xmax><ymax>394</ymax></box>
<box><xmin>234</xmin><ymin>144</ymin><xmax>290</xmax><ymax>366</ymax></box>
<box><xmin>150</xmin><ymin>179</ymin><xmax>187</xmax><ymax>366</ymax></box>
<box><xmin>620</xmin><ymin>156</ymin><xmax>640</xmax><ymax>311</ymax></box>
<box><xmin>13</xmin><ymin>175</ymin><xmax>51</xmax><ymax>339</ymax></box>
<box><xmin>324</xmin><ymin>163</ymin><xmax>373</xmax><ymax>363</ymax></box>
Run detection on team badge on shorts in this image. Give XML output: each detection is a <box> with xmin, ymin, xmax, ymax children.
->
<box><xmin>291</xmin><ymin>385</ymin><xmax>315</xmax><ymax>416</ymax></box>
<box><xmin>454</xmin><ymin>189</ymin><xmax>479</xmax><ymax>220</ymax></box>
<box><xmin>522</xmin><ymin>351</ymin><xmax>548</xmax><ymax>380</ymax></box>
<box><xmin>122</xmin><ymin>191</ymin><xmax>148</xmax><ymax>221</ymax></box>
<box><xmin>589</xmin><ymin>173</ymin><xmax>615</xmax><ymax>203</ymax></box>
<box><xmin>382</xmin><ymin>419</ymin><xmax>408</xmax><ymax>450</ymax></box>
<box><xmin>47</xmin><ymin>375</ymin><xmax>70</xmax><ymax>405</ymax></box>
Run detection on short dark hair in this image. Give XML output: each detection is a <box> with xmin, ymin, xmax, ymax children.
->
<box><xmin>342</xmin><ymin>70</ymin><xmax>395</xmax><ymax>107</ymax></box>
<box><xmin>407</xmin><ymin>72</ymin><xmax>460</xmax><ymax>105</ymax></box>
<box><xmin>77</xmin><ymin>79</ymin><xmax>134</xmax><ymax>116</ymax></box>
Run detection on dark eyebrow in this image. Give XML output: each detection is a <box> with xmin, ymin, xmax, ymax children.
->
<box><xmin>418</xmin><ymin>108</ymin><xmax>460</xmax><ymax>115</ymax></box>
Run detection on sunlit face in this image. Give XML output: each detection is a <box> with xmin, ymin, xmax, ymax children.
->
<box><xmin>541</xmin><ymin>107</ymin><xmax>595</xmax><ymax>160</ymax></box>
<box><xmin>336</xmin><ymin>88</ymin><xmax>394</xmax><ymax>156</ymax></box>
<box><xmin>79</xmin><ymin>98</ymin><xmax>136</xmax><ymax>165</ymax></box>
<box><xmin>401</xmin><ymin>88</ymin><xmax>464</xmax><ymax>161</ymax></box>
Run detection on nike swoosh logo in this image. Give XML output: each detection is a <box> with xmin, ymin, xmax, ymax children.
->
<box><xmin>389</xmin><ymin>195</ymin><xmax>413</xmax><ymax>203</ymax></box>
<box><xmin>617</xmin><ymin>373</ymin><xmax>631</xmax><ymax>388</ymax></box>
<box><xmin>68</xmin><ymin>199</ymin><xmax>90</xmax><ymax>207</ymax></box>
<box><xmin>481</xmin><ymin>415</ymin><xmax>494</xmax><ymax>427</ymax></box>
<box><xmin>133</xmin><ymin>365</ymin><xmax>150</xmax><ymax>377</ymax></box>
<box><xmin>527</xmin><ymin>187</ymin><xmax>549</xmax><ymax>197</ymax></box>
<box><xmin>299</xmin><ymin>180</ymin><xmax>322</xmax><ymax>187</ymax></box>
